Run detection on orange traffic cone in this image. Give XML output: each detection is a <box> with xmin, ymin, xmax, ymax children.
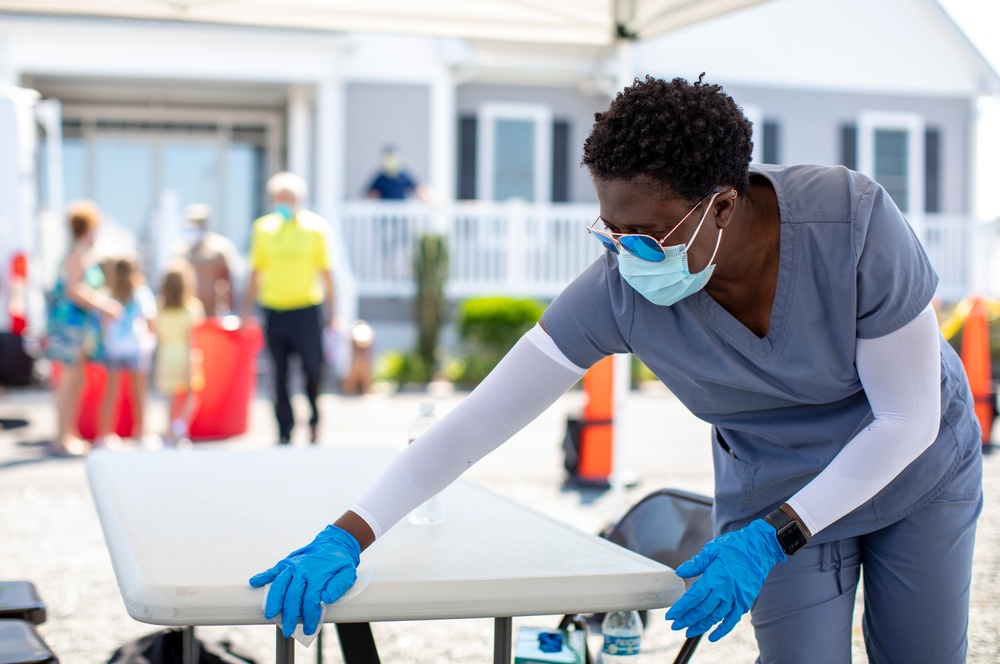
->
<box><xmin>575</xmin><ymin>354</ymin><xmax>615</xmax><ymax>485</ymax></box>
<box><xmin>960</xmin><ymin>297</ymin><xmax>995</xmax><ymax>448</ymax></box>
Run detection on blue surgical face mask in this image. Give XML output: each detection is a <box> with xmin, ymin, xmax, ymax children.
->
<box><xmin>183</xmin><ymin>225</ymin><xmax>206</xmax><ymax>245</ymax></box>
<box><xmin>273</xmin><ymin>203</ymin><xmax>294</xmax><ymax>221</ymax></box>
<box><xmin>617</xmin><ymin>215</ymin><xmax>722</xmax><ymax>307</ymax></box>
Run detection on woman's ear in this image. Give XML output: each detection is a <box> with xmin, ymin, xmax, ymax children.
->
<box><xmin>714</xmin><ymin>188</ymin><xmax>739</xmax><ymax>229</ymax></box>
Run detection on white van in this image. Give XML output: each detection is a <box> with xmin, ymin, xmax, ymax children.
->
<box><xmin>0</xmin><ymin>86</ymin><xmax>63</xmax><ymax>384</ymax></box>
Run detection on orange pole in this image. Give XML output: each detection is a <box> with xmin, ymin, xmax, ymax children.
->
<box><xmin>577</xmin><ymin>355</ymin><xmax>615</xmax><ymax>482</ymax></box>
<box><xmin>960</xmin><ymin>298</ymin><xmax>994</xmax><ymax>446</ymax></box>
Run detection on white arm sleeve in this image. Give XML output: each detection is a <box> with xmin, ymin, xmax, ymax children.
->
<box><xmin>350</xmin><ymin>324</ymin><xmax>587</xmax><ymax>539</ymax></box>
<box><xmin>786</xmin><ymin>305</ymin><xmax>941</xmax><ymax>535</ymax></box>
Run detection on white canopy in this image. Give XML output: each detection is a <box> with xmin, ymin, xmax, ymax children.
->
<box><xmin>0</xmin><ymin>0</ymin><xmax>769</xmax><ymax>45</ymax></box>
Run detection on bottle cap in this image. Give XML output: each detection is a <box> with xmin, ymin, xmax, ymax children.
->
<box><xmin>419</xmin><ymin>401</ymin><xmax>435</xmax><ymax>416</ymax></box>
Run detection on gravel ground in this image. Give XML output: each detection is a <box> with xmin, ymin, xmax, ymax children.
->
<box><xmin>1</xmin><ymin>384</ymin><xmax>997</xmax><ymax>663</ymax></box>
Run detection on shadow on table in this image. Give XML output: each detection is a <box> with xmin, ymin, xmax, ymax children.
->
<box><xmin>0</xmin><ymin>437</ymin><xmax>89</xmax><ymax>470</ymax></box>
<box><xmin>559</xmin><ymin>480</ymin><xmax>609</xmax><ymax>506</ymax></box>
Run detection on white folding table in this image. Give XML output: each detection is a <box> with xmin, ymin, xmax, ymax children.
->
<box><xmin>86</xmin><ymin>446</ymin><xmax>684</xmax><ymax>663</ymax></box>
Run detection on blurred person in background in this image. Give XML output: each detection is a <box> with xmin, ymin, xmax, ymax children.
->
<box><xmin>155</xmin><ymin>259</ymin><xmax>205</xmax><ymax>446</ymax></box>
<box><xmin>240</xmin><ymin>171</ymin><xmax>337</xmax><ymax>445</ymax></box>
<box><xmin>178</xmin><ymin>203</ymin><xmax>240</xmax><ymax>317</ymax></box>
<box><xmin>44</xmin><ymin>201</ymin><xmax>123</xmax><ymax>456</ymax></box>
<box><xmin>96</xmin><ymin>256</ymin><xmax>156</xmax><ymax>448</ymax></box>
<box><xmin>365</xmin><ymin>145</ymin><xmax>431</xmax><ymax>201</ymax></box>
<box><xmin>364</xmin><ymin>145</ymin><xmax>436</xmax><ymax>276</ymax></box>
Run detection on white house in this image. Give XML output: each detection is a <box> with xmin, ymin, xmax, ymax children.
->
<box><xmin>0</xmin><ymin>0</ymin><xmax>996</xmax><ymax>359</ymax></box>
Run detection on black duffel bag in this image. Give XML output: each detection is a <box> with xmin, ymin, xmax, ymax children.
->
<box><xmin>107</xmin><ymin>628</ymin><xmax>258</xmax><ymax>664</ymax></box>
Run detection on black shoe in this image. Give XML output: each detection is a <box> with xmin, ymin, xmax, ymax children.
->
<box><xmin>309</xmin><ymin>423</ymin><xmax>319</xmax><ymax>444</ymax></box>
<box><xmin>278</xmin><ymin>436</ymin><xmax>291</xmax><ymax>445</ymax></box>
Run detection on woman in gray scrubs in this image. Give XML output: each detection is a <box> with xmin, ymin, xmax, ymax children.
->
<box><xmin>251</xmin><ymin>75</ymin><xmax>983</xmax><ymax>664</ymax></box>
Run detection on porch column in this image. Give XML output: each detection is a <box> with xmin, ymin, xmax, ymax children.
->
<box><xmin>428</xmin><ymin>66</ymin><xmax>456</xmax><ymax>203</ymax></box>
<box><xmin>315</xmin><ymin>74</ymin><xmax>344</xmax><ymax>219</ymax></box>
<box><xmin>315</xmin><ymin>69</ymin><xmax>359</xmax><ymax>375</ymax></box>
<box><xmin>287</xmin><ymin>84</ymin><xmax>314</xmax><ymax>189</ymax></box>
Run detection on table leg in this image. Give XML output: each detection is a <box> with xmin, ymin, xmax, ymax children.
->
<box><xmin>182</xmin><ymin>626</ymin><xmax>197</xmax><ymax>664</ymax></box>
<box><xmin>276</xmin><ymin>625</ymin><xmax>295</xmax><ymax>664</ymax></box>
<box><xmin>494</xmin><ymin>617</ymin><xmax>513</xmax><ymax>664</ymax></box>
<box><xmin>335</xmin><ymin>622</ymin><xmax>381</xmax><ymax>663</ymax></box>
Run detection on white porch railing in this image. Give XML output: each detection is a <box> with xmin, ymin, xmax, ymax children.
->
<box><xmin>340</xmin><ymin>200</ymin><xmax>602</xmax><ymax>300</ymax></box>
<box><xmin>339</xmin><ymin>202</ymin><xmax>1000</xmax><ymax>303</ymax></box>
<box><xmin>922</xmin><ymin>215</ymin><xmax>1000</xmax><ymax>302</ymax></box>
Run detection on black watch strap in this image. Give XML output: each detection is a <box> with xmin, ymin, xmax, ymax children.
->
<box><xmin>765</xmin><ymin>508</ymin><xmax>810</xmax><ymax>556</ymax></box>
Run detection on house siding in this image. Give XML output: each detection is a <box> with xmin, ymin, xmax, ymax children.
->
<box><xmin>345</xmin><ymin>82</ymin><xmax>432</xmax><ymax>200</ymax></box>
<box><xmin>723</xmin><ymin>85</ymin><xmax>971</xmax><ymax>215</ymax></box>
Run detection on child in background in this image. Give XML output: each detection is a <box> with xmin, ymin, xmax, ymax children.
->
<box><xmin>155</xmin><ymin>260</ymin><xmax>205</xmax><ymax>446</ymax></box>
<box><xmin>97</xmin><ymin>257</ymin><xmax>157</xmax><ymax>447</ymax></box>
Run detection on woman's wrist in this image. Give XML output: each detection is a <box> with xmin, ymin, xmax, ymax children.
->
<box><xmin>333</xmin><ymin>511</ymin><xmax>376</xmax><ymax>551</ymax></box>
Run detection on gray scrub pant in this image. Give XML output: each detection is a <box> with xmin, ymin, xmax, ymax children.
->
<box><xmin>751</xmin><ymin>446</ymin><xmax>983</xmax><ymax>664</ymax></box>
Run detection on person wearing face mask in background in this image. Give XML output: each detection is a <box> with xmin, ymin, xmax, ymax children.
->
<box><xmin>365</xmin><ymin>146</ymin><xmax>437</xmax><ymax>276</ymax></box>
<box><xmin>365</xmin><ymin>145</ymin><xmax>433</xmax><ymax>202</ymax></box>
<box><xmin>177</xmin><ymin>204</ymin><xmax>241</xmax><ymax>318</ymax></box>
<box><xmin>250</xmin><ymin>76</ymin><xmax>982</xmax><ymax>664</ymax></box>
<box><xmin>240</xmin><ymin>172</ymin><xmax>338</xmax><ymax>445</ymax></box>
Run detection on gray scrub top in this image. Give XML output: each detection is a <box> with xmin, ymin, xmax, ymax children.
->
<box><xmin>542</xmin><ymin>164</ymin><xmax>981</xmax><ymax>543</ymax></box>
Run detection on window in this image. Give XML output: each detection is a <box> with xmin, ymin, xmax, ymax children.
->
<box><xmin>852</xmin><ymin>112</ymin><xmax>926</xmax><ymax>215</ymax></box>
<box><xmin>494</xmin><ymin>118</ymin><xmax>537</xmax><ymax>200</ymax></box>
<box><xmin>55</xmin><ymin>112</ymin><xmax>274</xmax><ymax>269</ymax></box>
<box><xmin>872</xmin><ymin>128</ymin><xmax>910</xmax><ymax>210</ymax></box>
<box><xmin>476</xmin><ymin>103</ymin><xmax>552</xmax><ymax>202</ymax></box>
<box><xmin>459</xmin><ymin>107</ymin><xmax>569</xmax><ymax>203</ymax></box>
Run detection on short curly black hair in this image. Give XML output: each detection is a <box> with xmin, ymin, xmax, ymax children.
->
<box><xmin>582</xmin><ymin>74</ymin><xmax>754</xmax><ymax>201</ymax></box>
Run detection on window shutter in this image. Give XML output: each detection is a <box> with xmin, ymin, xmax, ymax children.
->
<box><xmin>840</xmin><ymin>124</ymin><xmax>857</xmax><ymax>170</ymax></box>
<box><xmin>457</xmin><ymin>115</ymin><xmax>477</xmax><ymax>200</ymax></box>
<box><xmin>552</xmin><ymin>119</ymin><xmax>570</xmax><ymax>202</ymax></box>
<box><xmin>924</xmin><ymin>127</ymin><xmax>941</xmax><ymax>213</ymax></box>
<box><xmin>762</xmin><ymin>120</ymin><xmax>780</xmax><ymax>164</ymax></box>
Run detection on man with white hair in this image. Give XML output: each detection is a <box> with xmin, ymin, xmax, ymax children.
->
<box><xmin>240</xmin><ymin>171</ymin><xmax>337</xmax><ymax>445</ymax></box>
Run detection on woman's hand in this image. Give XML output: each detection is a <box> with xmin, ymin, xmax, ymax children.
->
<box><xmin>100</xmin><ymin>297</ymin><xmax>124</xmax><ymax>320</ymax></box>
<box><xmin>666</xmin><ymin>519</ymin><xmax>785</xmax><ymax>642</ymax></box>
<box><xmin>249</xmin><ymin>525</ymin><xmax>361</xmax><ymax>637</ymax></box>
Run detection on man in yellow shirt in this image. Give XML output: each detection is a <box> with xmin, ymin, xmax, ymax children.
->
<box><xmin>241</xmin><ymin>172</ymin><xmax>336</xmax><ymax>444</ymax></box>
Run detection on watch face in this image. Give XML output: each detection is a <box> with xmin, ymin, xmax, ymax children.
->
<box><xmin>777</xmin><ymin>523</ymin><xmax>808</xmax><ymax>555</ymax></box>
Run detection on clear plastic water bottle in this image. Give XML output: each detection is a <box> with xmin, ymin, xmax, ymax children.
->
<box><xmin>600</xmin><ymin>609</ymin><xmax>642</xmax><ymax>662</ymax></box>
<box><xmin>408</xmin><ymin>401</ymin><xmax>445</xmax><ymax>525</ymax></box>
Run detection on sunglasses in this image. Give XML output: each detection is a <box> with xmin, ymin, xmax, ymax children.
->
<box><xmin>587</xmin><ymin>189</ymin><xmax>731</xmax><ymax>263</ymax></box>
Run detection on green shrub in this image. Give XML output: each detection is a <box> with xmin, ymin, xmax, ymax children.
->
<box><xmin>448</xmin><ymin>296</ymin><xmax>546</xmax><ymax>386</ymax></box>
<box><xmin>631</xmin><ymin>356</ymin><xmax>657</xmax><ymax>387</ymax></box>
<box><xmin>375</xmin><ymin>349</ymin><xmax>433</xmax><ymax>385</ymax></box>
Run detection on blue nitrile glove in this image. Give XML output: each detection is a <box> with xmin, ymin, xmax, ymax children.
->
<box><xmin>248</xmin><ymin>524</ymin><xmax>361</xmax><ymax>638</ymax></box>
<box><xmin>665</xmin><ymin>519</ymin><xmax>785</xmax><ymax>642</ymax></box>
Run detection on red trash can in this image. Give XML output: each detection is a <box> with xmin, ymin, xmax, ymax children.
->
<box><xmin>187</xmin><ymin>318</ymin><xmax>263</xmax><ymax>440</ymax></box>
<box><xmin>50</xmin><ymin>361</ymin><xmax>135</xmax><ymax>440</ymax></box>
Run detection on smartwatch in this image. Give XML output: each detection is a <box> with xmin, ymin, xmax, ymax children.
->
<box><xmin>765</xmin><ymin>507</ymin><xmax>810</xmax><ymax>556</ymax></box>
